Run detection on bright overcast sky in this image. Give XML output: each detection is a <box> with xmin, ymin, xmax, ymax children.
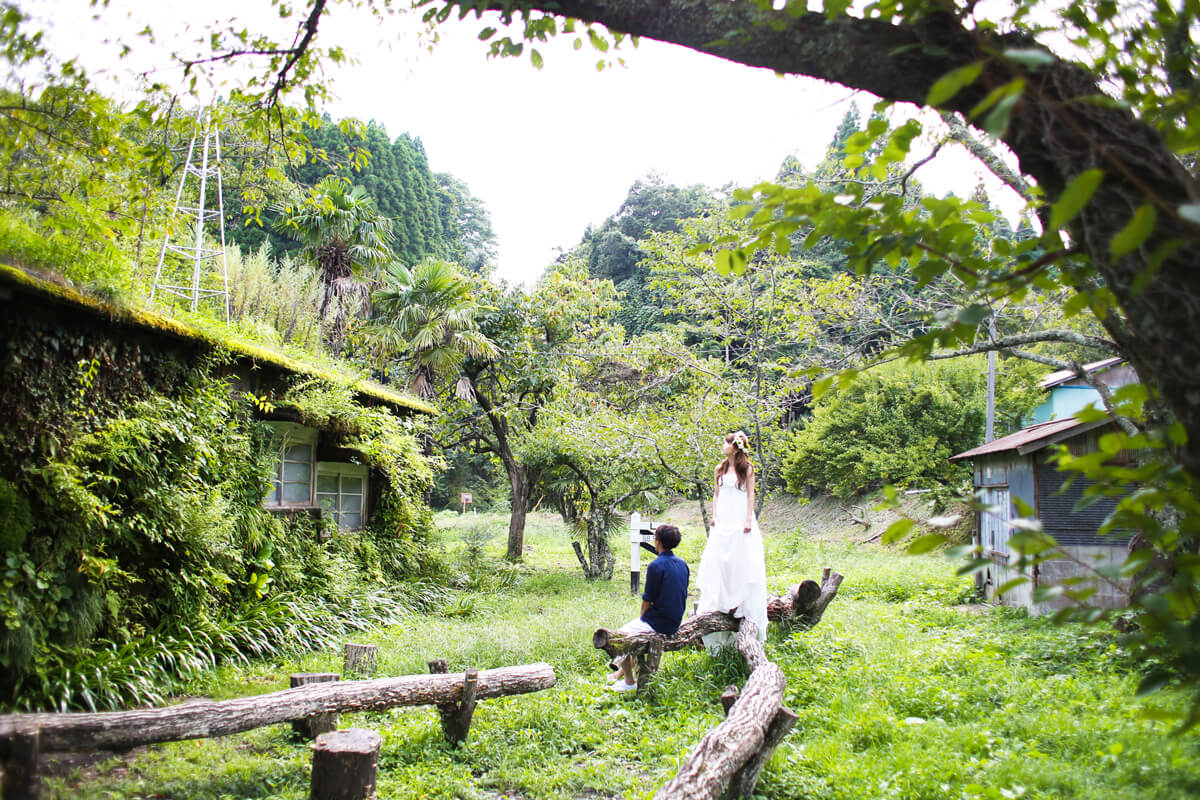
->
<box><xmin>28</xmin><ymin>0</ymin><xmax>1023</xmax><ymax>285</ymax></box>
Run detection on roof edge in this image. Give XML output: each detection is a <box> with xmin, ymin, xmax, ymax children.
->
<box><xmin>0</xmin><ymin>264</ymin><xmax>436</xmax><ymax>416</ymax></box>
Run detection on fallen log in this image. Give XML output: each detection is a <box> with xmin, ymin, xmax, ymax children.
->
<box><xmin>0</xmin><ymin>662</ymin><xmax>555</xmax><ymax>753</ymax></box>
<box><xmin>594</xmin><ymin>571</ymin><xmax>844</xmax><ymax>667</ymax></box>
<box><xmin>656</xmin><ymin>622</ymin><xmax>790</xmax><ymax>800</ymax></box>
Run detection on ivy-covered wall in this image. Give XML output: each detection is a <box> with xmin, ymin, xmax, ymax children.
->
<box><xmin>0</xmin><ymin>276</ymin><xmax>437</xmax><ymax>712</ymax></box>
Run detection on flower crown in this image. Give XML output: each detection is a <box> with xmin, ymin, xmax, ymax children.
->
<box><xmin>731</xmin><ymin>431</ymin><xmax>750</xmax><ymax>453</ymax></box>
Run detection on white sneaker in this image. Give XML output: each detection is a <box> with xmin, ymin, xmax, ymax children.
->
<box><xmin>610</xmin><ymin>679</ymin><xmax>637</xmax><ymax>693</ymax></box>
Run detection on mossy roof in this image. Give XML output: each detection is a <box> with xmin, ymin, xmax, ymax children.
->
<box><xmin>0</xmin><ymin>263</ymin><xmax>437</xmax><ymax>416</ymax></box>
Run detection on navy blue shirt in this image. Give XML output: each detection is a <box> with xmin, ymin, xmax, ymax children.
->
<box><xmin>641</xmin><ymin>551</ymin><xmax>690</xmax><ymax>636</ymax></box>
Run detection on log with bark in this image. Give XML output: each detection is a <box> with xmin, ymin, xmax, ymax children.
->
<box><xmin>594</xmin><ymin>571</ymin><xmax>844</xmax><ymax>670</ymax></box>
<box><xmin>655</xmin><ymin>622</ymin><xmax>793</xmax><ymax>800</ymax></box>
<box><xmin>290</xmin><ymin>673</ymin><xmax>341</xmax><ymax>740</ymax></box>
<box><xmin>0</xmin><ymin>662</ymin><xmax>555</xmax><ymax>754</ymax></box>
<box><xmin>427</xmin><ymin>659</ymin><xmax>480</xmax><ymax>745</ymax></box>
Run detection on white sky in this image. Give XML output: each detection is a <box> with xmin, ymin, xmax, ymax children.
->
<box><xmin>26</xmin><ymin>0</ymin><xmax>1026</xmax><ymax>285</ymax></box>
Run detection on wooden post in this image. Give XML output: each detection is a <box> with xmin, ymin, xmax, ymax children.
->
<box><xmin>290</xmin><ymin>673</ymin><xmax>340</xmax><ymax>740</ymax></box>
<box><xmin>636</xmin><ymin>637</ymin><xmax>664</xmax><ymax>693</ymax></box>
<box><xmin>343</xmin><ymin>644</ymin><xmax>378</xmax><ymax>677</ymax></box>
<box><xmin>309</xmin><ymin>728</ymin><xmax>381</xmax><ymax>800</ymax></box>
<box><xmin>719</xmin><ymin>686</ymin><xmax>740</xmax><ymax>716</ymax></box>
<box><xmin>427</xmin><ymin>660</ymin><xmax>480</xmax><ymax>745</ymax></box>
<box><xmin>0</xmin><ymin>726</ymin><xmax>40</xmax><ymax>800</ymax></box>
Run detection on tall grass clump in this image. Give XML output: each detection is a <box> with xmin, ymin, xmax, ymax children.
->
<box><xmin>223</xmin><ymin>243</ymin><xmax>328</xmax><ymax>353</ymax></box>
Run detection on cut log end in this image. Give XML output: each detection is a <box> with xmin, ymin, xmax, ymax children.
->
<box><xmin>310</xmin><ymin>728</ymin><xmax>381</xmax><ymax>800</ymax></box>
<box><xmin>343</xmin><ymin>644</ymin><xmax>379</xmax><ymax>678</ymax></box>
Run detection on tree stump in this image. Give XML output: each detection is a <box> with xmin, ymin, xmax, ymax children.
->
<box><xmin>310</xmin><ymin>728</ymin><xmax>381</xmax><ymax>800</ymax></box>
<box><xmin>0</xmin><ymin>726</ymin><xmax>40</xmax><ymax>800</ymax></box>
<box><xmin>290</xmin><ymin>673</ymin><xmax>340</xmax><ymax>740</ymax></box>
<box><xmin>427</xmin><ymin>660</ymin><xmax>479</xmax><ymax>745</ymax></box>
<box><xmin>343</xmin><ymin>644</ymin><xmax>378</xmax><ymax>677</ymax></box>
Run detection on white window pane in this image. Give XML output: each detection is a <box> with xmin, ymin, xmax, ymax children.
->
<box><xmin>266</xmin><ymin>483</ymin><xmax>281</xmax><ymax>505</ymax></box>
<box><xmin>282</xmin><ymin>482</ymin><xmax>310</xmax><ymax>503</ymax></box>
<box><xmin>285</xmin><ymin>443</ymin><xmax>312</xmax><ymax>462</ymax></box>
<box><xmin>316</xmin><ymin>474</ymin><xmax>338</xmax><ymax>493</ymax></box>
<box><xmin>341</xmin><ymin>513</ymin><xmax>362</xmax><ymax>530</ymax></box>
<box><xmin>317</xmin><ymin>493</ymin><xmax>338</xmax><ymax>510</ymax></box>
<box><xmin>342</xmin><ymin>476</ymin><xmax>363</xmax><ymax>494</ymax></box>
<box><xmin>340</xmin><ymin>493</ymin><xmax>361</xmax><ymax>512</ymax></box>
<box><xmin>283</xmin><ymin>462</ymin><xmax>311</xmax><ymax>482</ymax></box>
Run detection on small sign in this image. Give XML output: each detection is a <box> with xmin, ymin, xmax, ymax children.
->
<box><xmin>460</xmin><ymin>492</ymin><xmax>473</xmax><ymax>515</ymax></box>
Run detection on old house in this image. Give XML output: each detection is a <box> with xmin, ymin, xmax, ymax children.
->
<box><xmin>950</xmin><ymin>360</ymin><xmax>1139</xmax><ymax>612</ymax></box>
<box><xmin>0</xmin><ymin>264</ymin><xmax>435</xmax><ymax>533</ymax></box>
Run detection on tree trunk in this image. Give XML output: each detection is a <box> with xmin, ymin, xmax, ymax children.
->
<box><xmin>0</xmin><ymin>663</ymin><xmax>556</xmax><ymax>753</ymax></box>
<box><xmin>506</xmin><ymin>464</ymin><xmax>535</xmax><ymax>561</ymax></box>
<box><xmin>694</xmin><ymin>479</ymin><xmax>712</xmax><ymax>536</ymax></box>
<box><xmin>342</xmin><ymin>644</ymin><xmax>378</xmax><ymax>677</ymax></box>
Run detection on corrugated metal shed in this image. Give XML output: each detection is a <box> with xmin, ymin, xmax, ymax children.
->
<box><xmin>950</xmin><ymin>416</ymin><xmax>1112</xmax><ymax>461</ymax></box>
<box><xmin>1038</xmin><ymin>357</ymin><xmax>1124</xmax><ymax>389</ymax></box>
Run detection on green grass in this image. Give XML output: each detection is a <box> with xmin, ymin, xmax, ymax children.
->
<box><xmin>44</xmin><ymin>512</ymin><xmax>1200</xmax><ymax>799</ymax></box>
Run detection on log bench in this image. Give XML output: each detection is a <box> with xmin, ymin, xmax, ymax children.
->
<box><xmin>595</xmin><ymin>569</ymin><xmax>843</xmax><ymax>800</ymax></box>
<box><xmin>0</xmin><ymin>662</ymin><xmax>555</xmax><ymax>800</ymax></box>
<box><xmin>594</xmin><ymin>568</ymin><xmax>844</xmax><ymax>691</ymax></box>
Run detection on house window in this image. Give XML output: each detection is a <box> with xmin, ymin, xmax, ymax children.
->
<box><xmin>265</xmin><ymin>423</ymin><xmax>317</xmax><ymax>508</ymax></box>
<box><xmin>317</xmin><ymin>463</ymin><xmax>368</xmax><ymax>530</ymax></box>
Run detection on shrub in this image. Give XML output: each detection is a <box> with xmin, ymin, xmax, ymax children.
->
<box><xmin>783</xmin><ymin>359</ymin><xmax>987</xmax><ymax>499</ymax></box>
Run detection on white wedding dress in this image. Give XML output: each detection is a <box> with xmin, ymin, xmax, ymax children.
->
<box><xmin>696</xmin><ymin>469</ymin><xmax>768</xmax><ymax>651</ymax></box>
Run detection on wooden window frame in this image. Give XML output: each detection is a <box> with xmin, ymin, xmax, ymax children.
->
<box><xmin>265</xmin><ymin>422</ymin><xmax>318</xmax><ymax>509</ymax></box>
<box><xmin>316</xmin><ymin>462</ymin><xmax>369</xmax><ymax>531</ymax></box>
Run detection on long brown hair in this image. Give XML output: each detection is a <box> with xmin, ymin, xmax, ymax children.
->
<box><xmin>717</xmin><ymin>432</ymin><xmax>753</xmax><ymax>490</ymax></box>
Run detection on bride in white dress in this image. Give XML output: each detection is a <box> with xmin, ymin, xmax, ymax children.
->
<box><xmin>696</xmin><ymin>430</ymin><xmax>768</xmax><ymax>651</ymax></box>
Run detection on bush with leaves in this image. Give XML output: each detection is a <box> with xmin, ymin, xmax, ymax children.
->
<box><xmin>0</xmin><ymin>362</ymin><xmax>437</xmax><ymax>711</ymax></box>
<box><xmin>783</xmin><ymin>358</ymin><xmax>1034</xmax><ymax>499</ymax></box>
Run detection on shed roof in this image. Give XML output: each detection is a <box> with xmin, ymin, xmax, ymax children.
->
<box><xmin>950</xmin><ymin>416</ymin><xmax>1114</xmax><ymax>461</ymax></box>
<box><xmin>0</xmin><ymin>263</ymin><xmax>436</xmax><ymax>416</ymax></box>
<box><xmin>1039</xmin><ymin>357</ymin><xmax>1124</xmax><ymax>390</ymax></box>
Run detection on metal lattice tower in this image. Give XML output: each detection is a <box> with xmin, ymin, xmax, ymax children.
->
<box><xmin>149</xmin><ymin>108</ymin><xmax>230</xmax><ymax>320</ymax></box>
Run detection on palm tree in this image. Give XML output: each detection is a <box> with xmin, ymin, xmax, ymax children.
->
<box><xmin>276</xmin><ymin>176</ymin><xmax>393</xmax><ymax>353</ymax></box>
<box><xmin>369</xmin><ymin>259</ymin><xmax>498</xmax><ymax>398</ymax></box>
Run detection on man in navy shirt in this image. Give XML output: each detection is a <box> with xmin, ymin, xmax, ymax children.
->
<box><xmin>611</xmin><ymin>524</ymin><xmax>689</xmax><ymax>692</ymax></box>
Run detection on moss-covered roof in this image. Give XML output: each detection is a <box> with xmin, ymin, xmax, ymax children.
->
<box><xmin>0</xmin><ymin>263</ymin><xmax>437</xmax><ymax>416</ymax></box>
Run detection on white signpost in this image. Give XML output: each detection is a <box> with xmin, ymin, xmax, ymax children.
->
<box><xmin>628</xmin><ymin>512</ymin><xmax>659</xmax><ymax>595</ymax></box>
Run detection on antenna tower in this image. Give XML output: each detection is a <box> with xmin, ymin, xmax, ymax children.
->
<box><xmin>149</xmin><ymin>108</ymin><xmax>230</xmax><ymax>320</ymax></box>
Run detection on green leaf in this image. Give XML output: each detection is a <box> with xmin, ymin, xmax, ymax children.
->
<box><xmin>1110</xmin><ymin>204</ymin><xmax>1157</xmax><ymax>256</ymax></box>
<box><xmin>995</xmin><ymin>576</ymin><xmax>1029</xmax><ymax>595</ymax></box>
<box><xmin>530</xmin><ymin>49</ymin><xmax>544</xmax><ymax>70</ymax></box>
<box><xmin>1003</xmin><ymin>48</ymin><xmax>1056</xmax><ymax>68</ymax></box>
<box><xmin>1050</xmin><ymin>169</ymin><xmax>1104</xmax><ymax>229</ymax></box>
<box><xmin>714</xmin><ymin>250</ymin><xmax>732</xmax><ymax>277</ymax></box>
<box><xmin>478</xmin><ymin>27</ymin><xmax>497</xmax><ymax>40</ymax></box>
<box><xmin>926</xmin><ymin>61</ymin><xmax>983</xmax><ymax>106</ymax></box>
<box><xmin>906</xmin><ymin>533</ymin><xmax>947</xmax><ymax>554</ymax></box>
<box><xmin>881</xmin><ymin>518</ymin><xmax>915</xmax><ymax>545</ymax></box>
<box><xmin>983</xmin><ymin>91</ymin><xmax>1022</xmax><ymax>136</ymax></box>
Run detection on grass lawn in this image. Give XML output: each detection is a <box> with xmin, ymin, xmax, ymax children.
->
<box><xmin>43</xmin><ymin>510</ymin><xmax>1200</xmax><ymax>799</ymax></box>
